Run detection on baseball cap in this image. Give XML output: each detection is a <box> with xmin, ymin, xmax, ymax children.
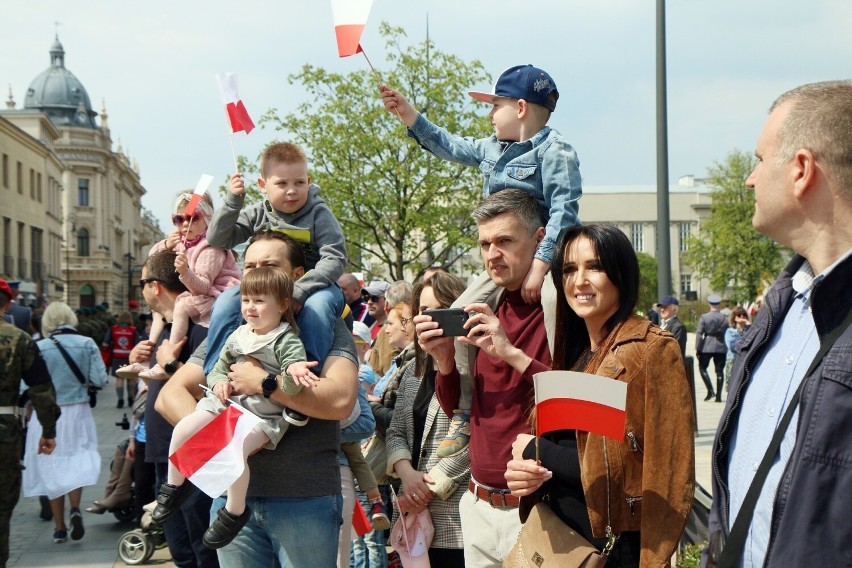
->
<box><xmin>0</xmin><ymin>278</ymin><xmax>13</xmax><ymax>301</ymax></box>
<box><xmin>351</xmin><ymin>321</ymin><xmax>371</xmax><ymax>344</ymax></box>
<box><xmin>469</xmin><ymin>64</ymin><xmax>559</xmax><ymax>112</ymax></box>
<box><xmin>708</xmin><ymin>294</ymin><xmax>722</xmax><ymax>305</ymax></box>
<box><xmin>128</xmin><ymin>300</ymin><xmax>139</xmax><ymax>309</ymax></box>
<box><xmin>659</xmin><ymin>295</ymin><xmax>679</xmax><ymax>307</ymax></box>
<box><xmin>362</xmin><ymin>280</ymin><xmax>389</xmax><ymax>298</ymax></box>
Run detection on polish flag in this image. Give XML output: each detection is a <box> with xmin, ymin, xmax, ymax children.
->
<box><xmin>331</xmin><ymin>0</ymin><xmax>373</xmax><ymax>57</ymax></box>
<box><xmin>169</xmin><ymin>402</ymin><xmax>263</xmax><ymax>499</ymax></box>
<box><xmin>216</xmin><ymin>73</ymin><xmax>255</xmax><ymax>134</ymax></box>
<box><xmin>534</xmin><ymin>371</ymin><xmax>627</xmax><ymax>440</ymax></box>
<box><xmin>183</xmin><ymin>174</ymin><xmax>214</xmax><ymax>218</ymax></box>
<box><xmin>352</xmin><ymin>502</ymin><xmax>372</xmax><ymax>537</ymax></box>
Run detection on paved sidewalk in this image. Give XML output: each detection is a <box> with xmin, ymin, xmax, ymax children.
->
<box><xmin>8</xmin><ymin>381</ymin><xmax>172</xmax><ymax>568</ymax></box>
<box><xmin>9</xmin><ymin>332</ymin><xmax>726</xmax><ymax>567</ymax></box>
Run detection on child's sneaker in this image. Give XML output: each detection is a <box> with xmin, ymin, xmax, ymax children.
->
<box><xmin>203</xmin><ymin>506</ymin><xmax>251</xmax><ymax>549</ymax></box>
<box><xmin>151</xmin><ymin>483</ymin><xmax>192</xmax><ymax>524</ymax></box>
<box><xmin>53</xmin><ymin>529</ymin><xmax>67</xmax><ymax>543</ymax></box>
<box><xmin>116</xmin><ymin>362</ymin><xmax>148</xmax><ymax>380</ymax></box>
<box><xmin>283</xmin><ymin>407</ymin><xmax>309</xmax><ymax>427</ymax></box>
<box><xmin>370</xmin><ymin>501</ymin><xmax>391</xmax><ymax>531</ymax></box>
<box><xmin>437</xmin><ymin>410</ymin><xmax>470</xmax><ymax>458</ymax></box>
<box><xmin>69</xmin><ymin>507</ymin><xmax>84</xmax><ymax>540</ymax></box>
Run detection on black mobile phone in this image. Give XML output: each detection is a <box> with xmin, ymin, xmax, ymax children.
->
<box><xmin>423</xmin><ymin>308</ymin><xmax>470</xmax><ymax>337</ymax></box>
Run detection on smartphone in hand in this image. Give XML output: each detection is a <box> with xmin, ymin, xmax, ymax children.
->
<box><xmin>423</xmin><ymin>308</ymin><xmax>470</xmax><ymax>337</ymax></box>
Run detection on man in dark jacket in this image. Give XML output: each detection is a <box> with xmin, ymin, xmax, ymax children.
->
<box><xmin>696</xmin><ymin>294</ymin><xmax>728</xmax><ymax>402</ymax></box>
<box><xmin>659</xmin><ymin>295</ymin><xmax>687</xmax><ymax>359</ymax></box>
<box><xmin>705</xmin><ymin>80</ymin><xmax>852</xmax><ymax>568</ymax></box>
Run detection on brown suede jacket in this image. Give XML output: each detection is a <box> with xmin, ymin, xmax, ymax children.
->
<box><xmin>577</xmin><ymin>316</ymin><xmax>695</xmax><ymax>567</ymax></box>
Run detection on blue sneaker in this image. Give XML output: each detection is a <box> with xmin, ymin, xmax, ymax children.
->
<box><xmin>69</xmin><ymin>507</ymin><xmax>84</xmax><ymax>540</ymax></box>
<box><xmin>53</xmin><ymin>529</ymin><xmax>67</xmax><ymax>543</ymax></box>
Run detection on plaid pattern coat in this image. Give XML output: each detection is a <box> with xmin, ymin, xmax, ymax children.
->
<box><xmin>386</xmin><ymin>368</ymin><xmax>470</xmax><ymax>550</ymax></box>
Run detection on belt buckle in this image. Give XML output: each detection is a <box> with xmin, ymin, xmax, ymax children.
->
<box><xmin>496</xmin><ymin>492</ymin><xmax>507</xmax><ymax>508</ymax></box>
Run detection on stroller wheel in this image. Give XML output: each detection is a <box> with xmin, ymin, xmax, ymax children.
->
<box><xmin>113</xmin><ymin>504</ymin><xmax>136</xmax><ymax>523</ymax></box>
<box><xmin>117</xmin><ymin>529</ymin><xmax>154</xmax><ymax>565</ymax></box>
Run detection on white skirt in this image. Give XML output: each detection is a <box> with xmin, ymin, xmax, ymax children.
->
<box><xmin>23</xmin><ymin>402</ymin><xmax>101</xmax><ymax>499</ymax></box>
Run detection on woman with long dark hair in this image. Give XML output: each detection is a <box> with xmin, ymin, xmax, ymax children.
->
<box><xmin>505</xmin><ymin>224</ymin><xmax>695</xmax><ymax>567</ymax></box>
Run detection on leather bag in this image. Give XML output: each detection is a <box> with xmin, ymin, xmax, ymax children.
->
<box><xmin>504</xmin><ymin>502</ymin><xmax>607</xmax><ymax>568</ymax></box>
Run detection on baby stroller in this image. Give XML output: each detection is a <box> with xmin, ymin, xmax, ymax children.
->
<box><xmin>117</xmin><ymin>501</ymin><xmax>167</xmax><ymax>565</ymax></box>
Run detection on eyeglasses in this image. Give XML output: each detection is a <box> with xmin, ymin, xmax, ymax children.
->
<box><xmin>172</xmin><ymin>213</ymin><xmax>203</xmax><ymax>226</ymax></box>
<box><xmin>401</xmin><ymin>317</ymin><xmax>413</xmax><ymax>327</ymax></box>
<box><xmin>362</xmin><ymin>293</ymin><xmax>383</xmax><ymax>303</ymax></box>
<box><xmin>139</xmin><ymin>278</ymin><xmax>162</xmax><ymax>288</ymax></box>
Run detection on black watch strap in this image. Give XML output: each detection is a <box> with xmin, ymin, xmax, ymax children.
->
<box><xmin>262</xmin><ymin>373</ymin><xmax>278</xmax><ymax>398</ymax></box>
<box><xmin>164</xmin><ymin>359</ymin><xmax>181</xmax><ymax>375</ymax></box>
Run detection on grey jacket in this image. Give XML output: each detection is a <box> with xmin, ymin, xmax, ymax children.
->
<box><xmin>706</xmin><ymin>253</ymin><xmax>852</xmax><ymax>567</ymax></box>
<box><xmin>207</xmin><ymin>184</ymin><xmax>347</xmax><ymax>306</ymax></box>
<box><xmin>696</xmin><ymin>310</ymin><xmax>728</xmax><ymax>354</ymax></box>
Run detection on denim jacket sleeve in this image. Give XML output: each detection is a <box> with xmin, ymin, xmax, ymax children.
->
<box><xmin>341</xmin><ymin>383</ymin><xmax>375</xmax><ymax>441</ymax></box>
<box><xmin>406</xmin><ymin>113</ymin><xmax>488</xmax><ymax>167</ymax></box>
<box><xmin>536</xmin><ymin>137</ymin><xmax>582</xmax><ymax>264</ymax></box>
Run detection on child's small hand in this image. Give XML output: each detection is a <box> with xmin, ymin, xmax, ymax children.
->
<box><xmin>379</xmin><ymin>85</ymin><xmax>418</xmax><ymax>128</ymax></box>
<box><xmin>213</xmin><ymin>380</ymin><xmax>233</xmax><ymax>404</ymax></box>
<box><xmin>174</xmin><ymin>251</ymin><xmax>189</xmax><ymax>275</ymax></box>
<box><xmin>228</xmin><ymin>173</ymin><xmax>246</xmax><ymax>196</ymax></box>
<box><xmin>521</xmin><ymin>259</ymin><xmax>550</xmax><ymax>304</ymax></box>
<box><xmin>287</xmin><ymin>361</ymin><xmax>321</xmax><ymax>389</ymax></box>
<box><xmin>165</xmin><ymin>230</ymin><xmax>182</xmax><ymax>251</ymax></box>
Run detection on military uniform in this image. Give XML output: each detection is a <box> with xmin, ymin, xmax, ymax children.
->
<box><xmin>0</xmin><ymin>319</ymin><xmax>60</xmax><ymax>567</ymax></box>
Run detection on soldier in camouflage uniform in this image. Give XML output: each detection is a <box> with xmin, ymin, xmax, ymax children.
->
<box><xmin>0</xmin><ymin>278</ymin><xmax>60</xmax><ymax>568</ymax></box>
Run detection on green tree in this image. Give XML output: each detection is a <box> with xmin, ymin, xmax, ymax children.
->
<box><xmin>636</xmin><ymin>252</ymin><xmax>659</xmax><ymax>314</ymax></box>
<box><xmin>683</xmin><ymin>150</ymin><xmax>786</xmax><ymax>302</ymax></box>
<box><xmin>233</xmin><ymin>23</ymin><xmax>491</xmax><ymax>281</ymax></box>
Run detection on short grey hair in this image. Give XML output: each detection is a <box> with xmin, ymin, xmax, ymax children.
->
<box><xmin>41</xmin><ymin>302</ymin><xmax>78</xmax><ymax>336</ymax></box>
<box><xmin>770</xmin><ymin>80</ymin><xmax>852</xmax><ymax>192</ymax></box>
<box><xmin>386</xmin><ymin>280</ymin><xmax>413</xmax><ymax>309</ymax></box>
<box><xmin>472</xmin><ymin>188</ymin><xmax>545</xmax><ymax>235</ymax></box>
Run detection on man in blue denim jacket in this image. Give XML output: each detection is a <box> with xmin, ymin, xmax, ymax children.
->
<box><xmin>382</xmin><ymin>65</ymin><xmax>578</xmax><ymax>456</ymax></box>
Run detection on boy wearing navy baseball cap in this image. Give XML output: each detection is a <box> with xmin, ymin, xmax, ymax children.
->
<box><xmin>381</xmin><ymin>65</ymin><xmax>583</xmax><ymax>458</ymax></box>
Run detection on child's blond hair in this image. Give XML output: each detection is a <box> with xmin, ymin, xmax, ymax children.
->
<box><xmin>261</xmin><ymin>142</ymin><xmax>308</xmax><ymax>178</ymax></box>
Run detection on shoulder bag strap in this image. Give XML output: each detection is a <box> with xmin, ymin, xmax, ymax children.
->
<box><xmin>718</xmin><ymin>306</ymin><xmax>852</xmax><ymax>567</ymax></box>
<box><xmin>49</xmin><ymin>335</ymin><xmax>88</xmax><ymax>385</ymax></box>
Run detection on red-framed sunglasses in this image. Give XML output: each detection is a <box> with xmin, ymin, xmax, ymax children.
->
<box><xmin>172</xmin><ymin>213</ymin><xmax>203</xmax><ymax>226</ymax></box>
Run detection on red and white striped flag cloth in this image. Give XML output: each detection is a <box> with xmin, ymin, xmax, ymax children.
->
<box><xmin>182</xmin><ymin>174</ymin><xmax>214</xmax><ymax>217</ymax></box>
<box><xmin>216</xmin><ymin>73</ymin><xmax>255</xmax><ymax>134</ymax></box>
<box><xmin>534</xmin><ymin>371</ymin><xmax>627</xmax><ymax>440</ymax></box>
<box><xmin>169</xmin><ymin>402</ymin><xmax>263</xmax><ymax>499</ymax></box>
<box><xmin>331</xmin><ymin>0</ymin><xmax>373</xmax><ymax>57</ymax></box>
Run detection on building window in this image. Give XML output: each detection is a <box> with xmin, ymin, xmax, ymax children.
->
<box><xmin>631</xmin><ymin>223</ymin><xmax>644</xmax><ymax>253</ymax></box>
<box><xmin>16</xmin><ymin>162</ymin><xmax>22</xmax><ymax>194</ymax></box>
<box><xmin>679</xmin><ymin>222</ymin><xmax>690</xmax><ymax>252</ymax></box>
<box><xmin>680</xmin><ymin>274</ymin><xmax>692</xmax><ymax>295</ymax></box>
<box><xmin>30</xmin><ymin>169</ymin><xmax>35</xmax><ymax>199</ymax></box>
<box><xmin>31</xmin><ymin>228</ymin><xmax>43</xmax><ymax>280</ymax></box>
<box><xmin>78</xmin><ymin>178</ymin><xmax>89</xmax><ymax>206</ymax></box>
<box><xmin>2</xmin><ymin>154</ymin><xmax>7</xmax><ymax>188</ymax></box>
<box><xmin>77</xmin><ymin>228</ymin><xmax>90</xmax><ymax>257</ymax></box>
<box><xmin>37</xmin><ymin>173</ymin><xmax>42</xmax><ymax>202</ymax></box>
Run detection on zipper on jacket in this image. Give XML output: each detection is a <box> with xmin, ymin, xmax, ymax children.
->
<box><xmin>601</xmin><ymin>435</ymin><xmax>618</xmax><ymax>556</ymax></box>
<box><xmin>626</xmin><ymin>496</ymin><xmax>642</xmax><ymax>517</ymax></box>
<box><xmin>627</xmin><ymin>431</ymin><xmax>643</xmax><ymax>454</ymax></box>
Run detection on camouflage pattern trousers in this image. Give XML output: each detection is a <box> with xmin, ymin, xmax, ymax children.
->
<box><xmin>0</xmin><ymin>417</ymin><xmax>22</xmax><ymax>568</ymax></box>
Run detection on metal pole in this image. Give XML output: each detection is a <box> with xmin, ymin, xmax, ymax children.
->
<box><xmin>126</xmin><ymin>252</ymin><xmax>135</xmax><ymax>304</ymax></box>
<box><xmin>656</xmin><ymin>0</ymin><xmax>673</xmax><ymax>298</ymax></box>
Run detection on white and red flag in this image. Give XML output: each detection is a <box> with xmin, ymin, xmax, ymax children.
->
<box><xmin>331</xmin><ymin>0</ymin><xmax>373</xmax><ymax>57</ymax></box>
<box><xmin>169</xmin><ymin>402</ymin><xmax>263</xmax><ymax>499</ymax></box>
<box><xmin>183</xmin><ymin>174</ymin><xmax>214</xmax><ymax>218</ymax></box>
<box><xmin>216</xmin><ymin>73</ymin><xmax>255</xmax><ymax>134</ymax></box>
<box><xmin>534</xmin><ymin>371</ymin><xmax>627</xmax><ymax>440</ymax></box>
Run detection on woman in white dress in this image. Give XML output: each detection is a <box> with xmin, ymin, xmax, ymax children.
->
<box><xmin>24</xmin><ymin>302</ymin><xmax>107</xmax><ymax>543</ymax></box>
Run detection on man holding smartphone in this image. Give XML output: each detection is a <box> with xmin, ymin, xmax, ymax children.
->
<box><xmin>416</xmin><ymin>189</ymin><xmax>552</xmax><ymax>567</ymax></box>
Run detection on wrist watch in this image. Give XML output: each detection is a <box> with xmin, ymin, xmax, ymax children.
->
<box><xmin>163</xmin><ymin>359</ymin><xmax>181</xmax><ymax>375</ymax></box>
<box><xmin>261</xmin><ymin>373</ymin><xmax>278</xmax><ymax>398</ymax></box>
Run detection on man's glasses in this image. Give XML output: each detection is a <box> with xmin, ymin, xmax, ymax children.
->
<box><xmin>362</xmin><ymin>293</ymin><xmax>383</xmax><ymax>303</ymax></box>
<box><xmin>139</xmin><ymin>278</ymin><xmax>162</xmax><ymax>288</ymax></box>
<box><xmin>172</xmin><ymin>213</ymin><xmax>203</xmax><ymax>226</ymax></box>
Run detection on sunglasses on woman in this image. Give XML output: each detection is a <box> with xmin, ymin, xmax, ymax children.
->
<box><xmin>172</xmin><ymin>213</ymin><xmax>203</xmax><ymax>226</ymax></box>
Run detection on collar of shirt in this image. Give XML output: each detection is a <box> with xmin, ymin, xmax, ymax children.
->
<box><xmin>792</xmin><ymin>248</ymin><xmax>852</xmax><ymax>302</ymax></box>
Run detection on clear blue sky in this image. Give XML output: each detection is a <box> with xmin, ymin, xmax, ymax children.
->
<box><xmin>2</xmin><ymin>0</ymin><xmax>849</xmax><ymax>232</ymax></box>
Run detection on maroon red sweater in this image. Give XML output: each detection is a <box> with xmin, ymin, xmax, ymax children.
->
<box><xmin>436</xmin><ymin>289</ymin><xmax>551</xmax><ymax>488</ymax></box>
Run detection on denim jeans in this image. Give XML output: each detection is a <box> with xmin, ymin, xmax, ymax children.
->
<box><xmin>154</xmin><ymin>462</ymin><xmax>218</xmax><ymax>568</ymax></box>
<box><xmin>350</xmin><ymin>486</ymin><xmax>389</xmax><ymax>568</ymax></box>
<box><xmin>213</xmin><ymin>493</ymin><xmax>342</xmax><ymax>568</ymax></box>
<box><xmin>203</xmin><ymin>285</ymin><xmax>343</xmax><ymax>375</ymax></box>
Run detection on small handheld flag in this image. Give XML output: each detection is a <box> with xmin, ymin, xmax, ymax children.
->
<box><xmin>216</xmin><ymin>73</ymin><xmax>255</xmax><ymax>134</ymax></box>
<box><xmin>534</xmin><ymin>371</ymin><xmax>627</xmax><ymax>441</ymax></box>
<box><xmin>183</xmin><ymin>174</ymin><xmax>214</xmax><ymax>218</ymax></box>
<box><xmin>331</xmin><ymin>0</ymin><xmax>373</xmax><ymax>57</ymax></box>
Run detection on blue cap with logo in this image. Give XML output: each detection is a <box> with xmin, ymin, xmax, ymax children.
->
<box><xmin>469</xmin><ymin>64</ymin><xmax>559</xmax><ymax>112</ymax></box>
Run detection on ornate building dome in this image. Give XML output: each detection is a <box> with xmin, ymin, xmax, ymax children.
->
<box><xmin>24</xmin><ymin>36</ymin><xmax>98</xmax><ymax>129</ymax></box>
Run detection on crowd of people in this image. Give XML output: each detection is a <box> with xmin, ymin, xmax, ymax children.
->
<box><xmin>1</xmin><ymin>72</ymin><xmax>850</xmax><ymax>568</ymax></box>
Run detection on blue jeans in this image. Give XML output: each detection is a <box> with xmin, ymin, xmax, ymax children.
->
<box><xmin>350</xmin><ymin>486</ymin><xmax>389</xmax><ymax>568</ymax></box>
<box><xmin>213</xmin><ymin>494</ymin><xmax>342</xmax><ymax>568</ymax></box>
<box><xmin>154</xmin><ymin>462</ymin><xmax>218</xmax><ymax>568</ymax></box>
<box><xmin>203</xmin><ymin>285</ymin><xmax>343</xmax><ymax>374</ymax></box>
